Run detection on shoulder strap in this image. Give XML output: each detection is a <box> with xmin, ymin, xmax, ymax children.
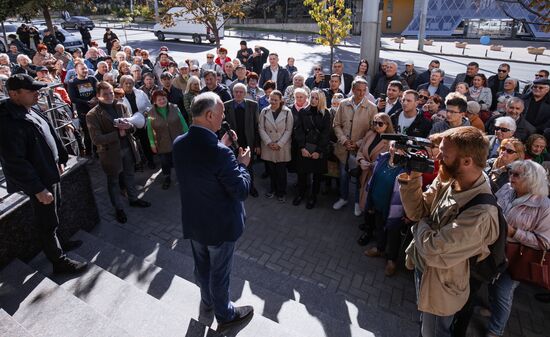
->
<box><xmin>458</xmin><ymin>193</ymin><xmax>497</xmax><ymax>214</ymax></box>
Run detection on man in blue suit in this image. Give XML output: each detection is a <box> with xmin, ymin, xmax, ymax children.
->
<box><xmin>173</xmin><ymin>92</ymin><xmax>253</xmax><ymax>332</ymax></box>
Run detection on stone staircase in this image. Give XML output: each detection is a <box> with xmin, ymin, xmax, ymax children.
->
<box><xmin>0</xmin><ymin>220</ymin><xmax>420</xmax><ymax>337</ymax></box>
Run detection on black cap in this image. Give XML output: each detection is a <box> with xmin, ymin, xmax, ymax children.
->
<box><xmin>6</xmin><ymin>74</ymin><xmax>47</xmax><ymax>91</ymax></box>
<box><xmin>534</xmin><ymin>78</ymin><xmax>550</xmax><ymax>86</ymax></box>
<box><xmin>37</xmin><ymin>66</ymin><xmax>48</xmax><ymax>72</ymax></box>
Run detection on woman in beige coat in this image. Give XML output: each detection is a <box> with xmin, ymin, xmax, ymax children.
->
<box><xmin>259</xmin><ymin>90</ymin><xmax>294</xmax><ymax>202</ymax></box>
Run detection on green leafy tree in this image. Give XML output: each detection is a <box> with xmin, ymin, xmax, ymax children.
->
<box><xmin>160</xmin><ymin>0</ymin><xmax>251</xmax><ymax>47</ymax></box>
<box><xmin>304</xmin><ymin>0</ymin><xmax>352</xmax><ymax>66</ymax></box>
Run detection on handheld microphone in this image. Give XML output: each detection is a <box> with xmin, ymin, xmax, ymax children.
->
<box><xmin>221</xmin><ymin>121</ymin><xmax>239</xmax><ymax>153</ymax></box>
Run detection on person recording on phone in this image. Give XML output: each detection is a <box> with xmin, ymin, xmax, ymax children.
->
<box><xmin>87</xmin><ymin>81</ymin><xmax>151</xmax><ymax>224</ymax></box>
<box><xmin>173</xmin><ymin>92</ymin><xmax>254</xmax><ymax>333</ymax></box>
<box><xmin>397</xmin><ymin>126</ymin><xmax>499</xmax><ymax>337</ymax></box>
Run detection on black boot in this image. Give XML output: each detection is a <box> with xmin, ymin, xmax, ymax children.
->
<box><xmin>162</xmin><ymin>176</ymin><xmax>171</xmax><ymax>190</ymax></box>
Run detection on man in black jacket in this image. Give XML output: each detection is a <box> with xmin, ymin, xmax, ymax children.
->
<box><xmin>248</xmin><ymin>45</ymin><xmax>269</xmax><ymax>74</ymax></box>
<box><xmin>0</xmin><ymin>74</ymin><xmax>87</xmax><ymax>274</ymax></box>
<box><xmin>484</xmin><ymin>97</ymin><xmax>534</xmax><ymax>142</ymax></box>
<box><xmin>331</xmin><ymin>60</ymin><xmax>354</xmax><ymax>94</ymax></box>
<box><xmin>200</xmin><ymin>70</ymin><xmax>232</xmax><ymax>102</ymax></box>
<box><xmin>389</xmin><ymin>89</ymin><xmax>431</xmax><ymax>138</ymax></box>
<box><xmin>103</xmin><ymin>28</ymin><xmax>119</xmax><ymax>55</ymax></box>
<box><xmin>258</xmin><ymin>52</ymin><xmax>290</xmax><ymax>92</ymax></box>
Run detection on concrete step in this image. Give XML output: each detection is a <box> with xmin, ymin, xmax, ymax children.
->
<box><xmin>0</xmin><ymin>308</ymin><xmax>34</xmax><ymax>337</ymax></box>
<box><xmin>29</xmin><ymin>252</ymin><xmax>214</xmax><ymax>337</ymax></box>
<box><xmin>88</xmin><ymin>225</ymin><xmax>418</xmax><ymax>337</ymax></box>
<box><xmin>71</xmin><ymin>230</ymin><xmax>308</xmax><ymax>337</ymax></box>
<box><xmin>0</xmin><ymin>259</ymin><xmax>132</xmax><ymax>337</ymax></box>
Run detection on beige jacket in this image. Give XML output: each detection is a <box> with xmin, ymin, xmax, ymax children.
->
<box><xmin>398</xmin><ymin>173</ymin><xmax>499</xmax><ymax>316</ymax></box>
<box><xmin>259</xmin><ymin>106</ymin><xmax>293</xmax><ymax>163</ymax></box>
<box><xmin>333</xmin><ymin>96</ymin><xmax>377</xmax><ymax>163</ymax></box>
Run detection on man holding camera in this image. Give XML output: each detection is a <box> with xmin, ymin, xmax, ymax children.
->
<box><xmin>87</xmin><ymin>81</ymin><xmax>151</xmax><ymax>224</ymax></box>
<box><xmin>397</xmin><ymin>126</ymin><xmax>499</xmax><ymax>337</ymax></box>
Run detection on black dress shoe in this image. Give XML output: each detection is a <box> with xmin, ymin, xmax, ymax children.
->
<box><xmin>116</xmin><ymin>209</ymin><xmax>127</xmax><ymax>223</ymax></box>
<box><xmin>535</xmin><ymin>293</ymin><xmax>550</xmax><ymax>303</ymax></box>
<box><xmin>292</xmin><ymin>196</ymin><xmax>304</xmax><ymax>206</ymax></box>
<box><xmin>305</xmin><ymin>198</ymin><xmax>316</xmax><ymax>209</ymax></box>
<box><xmin>129</xmin><ymin>199</ymin><xmax>151</xmax><ymax>208</ymax></box>
<box><xmin>217</xmin><ymin>305</ymin><xmax>254</xmax><ymax>332</ymax></box>
<box><xmin>162</xmin><ymin>177</ymin><xmax>171</xmax><ymax>190</ymax></box>
<box><xmin>61</xmin><ymin>240</ymin><xmax>83</xmax><ymax>252</ymax></box>
<box><xmin>358</xmin><ymin>222</ymin><xmax>367</xmax><ymax>231</ymax></box>
<box><xmin>249</xmin><ymin>186</ymin><xmax>259</xmax><ymax>198</ymax></box>
<box><xmin>357</xmin><ymin>233</ymin><xmax>371</xmax><ymax>246</ymax></box>
<box><xmin>53</xmin><ymin>258</ymin><xmax>88</xmax><ymax>274</ymax></box>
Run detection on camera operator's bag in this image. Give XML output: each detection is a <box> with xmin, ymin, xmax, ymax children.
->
<box><xmin>505</xmin><ymin>235</ymin><xmax>550</xmax><ymax>290</ymax></box>
<box><xmin>458</xmin><ymin>193</ymin><xmax>508</xmax><ymax>284</ymax></box>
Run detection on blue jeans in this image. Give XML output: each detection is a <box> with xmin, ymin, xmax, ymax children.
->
<box><xmin>487</xmin><ymin>271</ymin><xmax>520</xmax><ymax>336</ymax></box>
<box><xmin>415</xmin><ymin>269</ymin><xmax>454</xmax><ymax>337</ymax></box>
<box><xmin>190</xmin><ymin>240</ymin><xmax>236</xmax><ymax>323</ymax></box>
<box><xmin>338</xmin><ymin>162</ymin><xmax>359</xmax><ymax>202</ymax></box>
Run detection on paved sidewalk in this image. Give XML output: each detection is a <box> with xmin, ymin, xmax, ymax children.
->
<box><xmin>85</xmin><ymin>159</ymin><xmax>550</xmax><ymax>337</ymax></box>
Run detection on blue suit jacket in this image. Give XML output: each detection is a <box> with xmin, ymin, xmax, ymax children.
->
<box><xmin>173</xmin><ymin>126</ymin><xmax>251</xmax><ymax>245</ymax></box>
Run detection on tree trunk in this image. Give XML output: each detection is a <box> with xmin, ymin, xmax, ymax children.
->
<box><xmin>330</xmin><ymin>45</ymin><xmax>334</xmax><ymax>69</ymax></box>
<box><xmin>42</xmin><ymin>5</ymin><xmax>54</xmax><ymax>34</ymax></box>
<box><xmin>213</xmin><ymin>24</ymin><xmax>221</xmax><ymax>48</ymax></box>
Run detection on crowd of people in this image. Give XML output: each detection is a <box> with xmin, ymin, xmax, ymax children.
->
<box><xmin>0</xmin><ymin>24</ymin><xmax>549</xmax><ymax>337</ymax></box>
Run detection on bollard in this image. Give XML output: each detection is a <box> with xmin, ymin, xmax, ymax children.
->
<box><xmin>462</xmin><ymin>47</ymin><xmax>465</xmax><ymax>55</ymax></box>
<box><xmin>485</xmin><ymin>50</ymin><xmax>488</xmax><ymax>57</ymax></box>
<box><xmin>535</xmin><ymin>54</ymin><xmax>538</xmax><ymax>62</ymax></box>
<box><xmin>510</xmin><ymin>51</ymin><xmax>513</xmax><ymax>59</ymax></box>
<box><xmin>440</xmin><ymin>46</ymin><xmax>443</xmax><ymax>53</ymax></box>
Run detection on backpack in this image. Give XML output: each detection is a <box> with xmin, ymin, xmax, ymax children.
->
<box><xmin>458</xmin><ymin>193</ymin><xmax>508</xmax><ymax>284</ymax></box>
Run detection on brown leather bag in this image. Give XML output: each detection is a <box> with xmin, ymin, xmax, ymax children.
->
<box><xmin>505</xmin><ymin>235</ymin><xmax>550</xmax><ymax>290</ymax></box>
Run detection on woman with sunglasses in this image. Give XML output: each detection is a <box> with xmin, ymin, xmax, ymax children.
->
<box><xmin>292</xmin><ymin>90</ymin><xmax>331</xmax><ymax>209</ymax></box>
<box><xmin>417</xmin><ymin>88</ymin><xmax>430</xmax><ymax>110</ymax></box>
<box><xmin>486</xmin><ymin>160</ymin><xmax>550</xmax><ymax>337</ymax></box>
<box><xmin>487</xmin><ymin>116</ymin><xmax>516</xmax><ymax>158</ymax></box>
<box><xmin>485</xmin><ymin>137</ymin><xmax>525</xmax><ymax>193</ymax></box>
<box><xmin>356</xmin><ymin>113</ymin><xmax>394</xmax><ymax>246</ymax></box>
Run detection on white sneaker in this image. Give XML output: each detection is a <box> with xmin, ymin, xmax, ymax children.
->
<box><xmin>354</xmin><ymin>203</ymin><xmax>363</xmax><ymax>217</ymax></box>
<box><xmin>332</xmin><ymin>198</ymin><xmax>348</xmax><ymax>210</ymax></box>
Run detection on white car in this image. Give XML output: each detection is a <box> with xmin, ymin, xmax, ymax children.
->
<box><xmin>153</xmin><ymin>7</ymin><xmax>223</xmax><ymax>44</ymax></box>
<box><xmin>37</xmin><ymin>26</ymin><xmax>85</xmax><ymax>52</ymax></box>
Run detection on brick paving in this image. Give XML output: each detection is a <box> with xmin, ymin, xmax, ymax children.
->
<box><xmin>86</xmin><ymin>159</ymin><xmax>550</xmax><ymax>337</ymax></box>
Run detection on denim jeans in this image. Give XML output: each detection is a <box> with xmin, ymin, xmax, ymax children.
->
<box><xmin>190</xmin><ymin>240</ymin><xmax>236</xmax><ymax>323</ymax></box>
<box><xmin>159</xmin><ymin>152</ymin><xmax>173</xmax><ymax>177</ymax></box>
<box><xmin>338</xmin><ymin>162</ymin><xmax>359</xmax><ymax>202</ymax></box>
<box><xmin>415</xmin><ymin>269</ymin><xmax>454</xmax><ymax>337</ymax></box>
<box><xmin>487</xmin><ymin>271</ymin><xmax>520</xmax><ymax>336</ymax></box>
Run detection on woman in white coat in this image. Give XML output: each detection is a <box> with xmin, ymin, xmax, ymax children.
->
<box><xmin>259</xmin><ymin>90</ymin><xmax>294</xmax><ymax>202</ymax></box>
<box><xmin>119</xmin><ymin>75</ymin><xmax>154</xmax><ymax>168</ymax></box>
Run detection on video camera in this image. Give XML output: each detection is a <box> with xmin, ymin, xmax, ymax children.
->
<box><xmin>380</xmin><ymin>134</ymin><xmax>435</xmax><ymax>173</ymax></box>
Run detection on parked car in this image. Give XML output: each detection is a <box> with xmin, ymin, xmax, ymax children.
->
<box><xmin>60</xmin><ymin>11</ymin><xmax>95</xmax><ymax>30</ymax></box>
<box><xmin>153</xmin><ymin>7</ymin><xmax>222</xmax><ymax>44</ymax></box>
<box><xmin>37</xmin><ymin>26</ymin><xmax>85</xmax><ymax>52</ymax></box>
<box><xmin>0</xmin><ymin>23</ymin><xmax>19</xmax><ymax>53</ymax></box>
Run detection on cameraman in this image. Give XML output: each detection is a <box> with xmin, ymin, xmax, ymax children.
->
<box><xmin>397</xmin><ymin>126</ymin><xmax>499</xmax><ymax>337</ymax></box>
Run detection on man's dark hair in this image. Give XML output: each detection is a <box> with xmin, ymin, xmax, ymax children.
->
<box><xmin>446</xmin><ymin>96</ymin><xmax>468</xmax><ymax>113</ymax></box>
<box><xmin>142</xmin><ymin>72</ymin><xmax>155</xmax><ymax>80</ymax></box>
<box><xmin>203</xmin><ymin>69</ymin><xmax>217</xmax><ymax>79</ymax></box>
<box><xmin>263</xmin><ymin>80</ymin><xmax>276</xmax><ymax>91</ymax></box>
<box><xmin>430</xmin><ymin>59</ymin><xmax>440</xmax><ymax>65</ymax></box>
<box><xmin>190</xmin><ymin>92</ymin><xmax>219</xmax><ymax>118</ymax></box>
<box><xmin>467</xmin><ymin>62</ymin><xmax>479</xmax><ymax>68</ymax></box>
<box><xmin>403</xmin><ymin>89</ymin><xmax>419</xmax><ymax>100</ymax></box>
<box><xmin>96</xmin><ymin>81</ymin><xmax>113</xmax><ymax>95</ymax></box>
<box><xmin>268</xmin><ymin>52</ymin><xmax>278</xmax><ymax>58</ymax></box>
<box><xmin>500</xmin><ymin>63</ymin><xmax>510</xmax><ymax>71</ymax></box>
<box><xmin>539</xmin><ymin>70</ymin><xmax>549</xmax><ymax>78</ymax></box>
<box><xmin>388</xmin><ymin>80</ymin><xmax>404</xmax><ymax>92</ymax></box>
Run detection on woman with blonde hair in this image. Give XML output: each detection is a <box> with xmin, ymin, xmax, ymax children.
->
<box><xmin>292</xmin><ymin>89</ymin><xmax>331</xmax><ymax>209</ymax></box>
<box><xmin>485</xmin><ymin>137</ymin><xmax>525</xmax><ymax>193</ymax></box>
<box><xmin>183</xmin><ymin>75</ymin><xmax>201</xmax><ymax>116</ymax></box>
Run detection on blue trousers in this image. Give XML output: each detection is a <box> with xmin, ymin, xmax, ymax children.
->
<box><xmin>487</xmin><ymin>271</ymin><xmax>520</xmax><ymax>336</ymax></box>
<box><xmin>190</xmin><ymin>240</ymin><xmax>236</xmax><ymax>323</ymax></box>
<box><xmin>415</xmin><ymin>269</ymin><xmax>454</xmax><ymax>337</ymax></box>
<box><xmin>338</xmin><ymin>162</ymin><xmax>359</xmax><ymax>202</ymax></box>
